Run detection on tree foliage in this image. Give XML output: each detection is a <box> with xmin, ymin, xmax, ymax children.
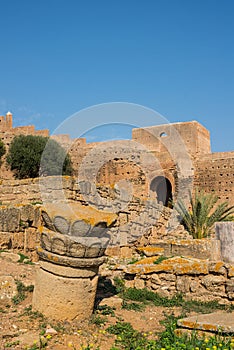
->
<box><xmin>175</xmin><ymin>189</ymin><xmax>234</xmax><ymax>239</ymax></box>
<box><xmin>0</xmin><ymin>140</ymin><xmax>6</xmax><ymax>163</ymax></box>
<box><xmin>7</xmin><ymin>135</ymin><xmax>73</xmax><ymax>179</ymax></box>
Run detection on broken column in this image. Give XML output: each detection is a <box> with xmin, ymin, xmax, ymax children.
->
<box><xmin>32</xmin><ymin>202</ymin><xmax>116</xmax><ymax>320</ymax></box>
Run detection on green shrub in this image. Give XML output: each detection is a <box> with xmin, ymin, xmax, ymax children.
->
<box><xmin>7</xmin><ymin>135</ymin><xmax>72</xmax><ymax>179</ymax></box>
<box><xmin>0</xmin><ymin>139</ymin><xmax>6</xmax><ymax>164</ymax></box>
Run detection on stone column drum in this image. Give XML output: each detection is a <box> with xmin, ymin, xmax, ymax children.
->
<box><xmin>32</xmin><ymin>203</ymin><xmax>116</xmax><ymax>320</ymax></box>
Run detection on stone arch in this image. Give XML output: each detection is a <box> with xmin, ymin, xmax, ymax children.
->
<box><xmin>150</xmin><ymin>176</ymin><xmax>173</xmax><ymax>207</ymax></box>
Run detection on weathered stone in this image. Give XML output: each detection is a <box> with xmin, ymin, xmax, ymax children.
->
<box><xmin>0</xmin><ymin>276</ymin><xmax>17</xmax><ymax>306</ymax></box>
<box><xmin>20</xmin><ymin>204</ymin><xmax>35</xmax><ymax>222</ymax></box>
<box><xmin>171</xmin><ymin>239</ymin><xmax>221</xmax><ymax>261</ymax></box>
<box><xmin>208</xmin><ymin>261</ymin><xmax>226</xmax><ymax>275</ymax></box>
<box><xmin>71</xmin><ymin>220</ymin><xmax>91</xmax><ymax>237</ymax></box>
<box><xmin>226</xmin><ymin>279</ymin><xmax>234</xmax><ymax>294</ymax></box>
<box><xmin>0</xmin><ymin>232</ymin><xmax>13</xmax><ymax>250</ymax></box>
<box><xmin>156</xmin><ymin>287</ymin><xmax>170</xmax><ymax>298</ymax></box>
<box><xmin>134</xmin><ymin>278</ymin><xmax>145</xmax><ymax>289</ymax></box>
<box><xmin>32</xmin><ymin>267</ymin><xmax>98</xmax><ymax>320</ymax></box>
<box><xmin>125</xmin><ymin>257</ymin><xmax>209</xmax><ymax>275</ymax></box>
<box><xmin>177</xmin><ymin>312</ymin><xmax>234</xmax><ymax>333</ymax></box>
<box><xmin>125</xmin><ymin>280</ymin><xmax>134</xmax><ymax>288</ymax></box>
<box><xmin>176</xmin><ymin>276</ymin><xmax>191</xmax><ymax>293</ymax></box>
<box><xmin>216</xmin><ymin>222</ymin><xmax>234</xmax><ymax>263</ymax></box>
<box><xmin>99</xmin><ymin>296</ymin><xmax>123</xmax><ymax>309</ymax></box>
<box><xmin>37</xmin><ymin>248</ymin><xmax>105</xmax><ymax>268</ymax></box>
<box><xmin>201</xmin><ymin>275</ymin><xmax>226</xmax><ymax>295</ymax></box>
<box><xmin>159</xmin><ymin>273</ymin><xmax>176</xmax><ymax>282</ymax></box>
<box><xmin>151</xmin><ymin>274</ymin><xmax>161</xmax><ymax>285</ymax></box>
<box><xmin>40</xmin><ymin>260</ymin><xmax>98</xmax><ymax>278</ymax></box>
<box><xmin>0</xmin><ymin>207</ymin><xmax>20</xmax><ymax>232</ymax></box>
<box><xmin>53</xmin><ymin>215</ymin><xmax>70</xmax><ymax>234</ymax></box>
<box><xmin>0</xmin><ymin>252</ymin><xmax>20</xmax><ymax>263</ymax></box>
<box><xmin>137</xmin><ymin>246</ymin><xmax>165</xmax><ymax>257</ymax></box>
<box><xmin>40</xmin><ymin>229</ymin><xmax>109</xmax><ymax>258</ymax></box>
<box><xmin>228</xmin><ymin>266</ymin><xmax>234</xmax><ymax>277</ymax></box>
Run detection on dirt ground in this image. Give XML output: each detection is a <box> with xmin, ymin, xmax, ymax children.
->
<box><xmin>0</xmin><ymin>252</ymin><xmax>181</xmax><ymax>350</ymax></box>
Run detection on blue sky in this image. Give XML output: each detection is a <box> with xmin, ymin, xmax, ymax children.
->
<box><xmin>0</xmin><ymin>0</ymin><xmax>233</xmax><ymax>152</ymax></box>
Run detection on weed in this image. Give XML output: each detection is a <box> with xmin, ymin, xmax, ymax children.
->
<box><xmin>4</xmin><ymin>340</ymin><xmax>20</xmax><ymax>347</ymax></box>
<box><xmin>21</xmin><ymin>305</ymin><xmax>45</xmax><ymax>320</ymax></box>
<box><xmin>121</xmin><ymin>300</ymin><xmax>145</xmax><ymax>311</ymax></box>
<box><xmin>113</xmin><ymin>277</ymin><xmax>125</xmax><ymax>293</ymax></box>
<box><xmin>122</xmin><ymin>287</ymin><xmax>234</xmax><ymax>314</ymax></box>
<box><xmin>122</xmin><ymin>287</ymin><xmax>183</xmax><ymax>307</ymax></box>
<box><xmin>17</xmin><ymin>252</ymin><xmax>34</xmax><ymax>265</ymax></box>
<box><xmin>107</xmin><ymin>315</ymin><xmax>234</xmax><ymax>350</ymax></box>
<box><xmin>12</xmin><ymin>280</ymin><xmax>34</xmax><ymax>305</ymax></box>
<box><xmin>153</xmin><ymin>255</ymin><xmax>169</xmax><ymax>264</ymax></box>
<box><xmin>127</xmin><ymin>257</ymin><xmax>141</xmax><ymax>265</ymax></box>
<box><xmin>90</xmin><ymin>314</ymin><xmax>107</xmax><ymax>326</ymax></box>
<box><xmin>97</xmin><ymin>304</ymin><xmax>116</xmax><ymax>316</ymax></box>
<box><xmin>107</xmin><ymin>321</ymin><xmax>148</xmax><ymax>349</ymax></box>
<box><xmin>19</xmin><ymin>220</ymin><xmax>29</xmax><ymax>229</ymax></box>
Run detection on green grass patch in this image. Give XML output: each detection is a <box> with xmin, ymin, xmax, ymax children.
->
<box><xmin>121</xmin><ymin>287</ymin><xmax>234</xmax><ymax>314</ymax></box>
<box><xmin>107</xmin><ymin>314</ymin><xmax>234</xmax><ymax>350</ymax></box>
<box><xmin>97</xmin><ymin>304</ymin><xmax>116</xmax><ymax>316</ymax></box>
<box><xmin>122</xmin><ymin>300</ymin><xmax>145</xmax><ymax>312</ymax></box>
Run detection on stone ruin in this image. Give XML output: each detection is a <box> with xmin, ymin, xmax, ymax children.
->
<box><xmin>32</xmin><ymin>202</ymin><xmax>116</xmax><ymax>320</ymax></box>
<box><xmin>0</xmin><ymin>113</ymin><xmax>233</xmax><ymax>320</ymax></box>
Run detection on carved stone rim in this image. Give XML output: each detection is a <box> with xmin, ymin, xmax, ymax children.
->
<box><xmin>37</xmin><ymin>247</ymin><xmax>106</xmax><ymax>268</ymax></box>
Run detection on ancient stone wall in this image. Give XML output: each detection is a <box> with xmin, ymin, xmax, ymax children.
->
<box><xmin>104</xmin><ymin>255</ymin><xmax>234</xmax><ymax>304</ymax></box>
<box><xmin>194</xmin><ymin>152</ymin><xmax>234</xmax><ymax>205</ymax></box>
<box><xmin>0</xmin><ymin>204</ymin><xmax>41</xmax><ymax>260</ymax></box>
<box><xmin>0</xmin><ymin>114</ymin><xmax>233</xmax><ymax>208</ymax></box>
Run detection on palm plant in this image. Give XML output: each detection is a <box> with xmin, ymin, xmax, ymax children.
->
<box><xmin>175</xmin><ymin>189</ymin><xmax>234</xmax><ymax>239</ymax></box>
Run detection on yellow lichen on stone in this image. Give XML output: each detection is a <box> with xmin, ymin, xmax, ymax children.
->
<box><xmin>228</xmin><ymin>266</ymin><xmax>234</xmax><ymax>277</ymax></box>
<box><xmin>125</xmin><ymin>256</ymin><xmax>209</xmax><ymax>275</ymax></box>
<box><xmin>137</xmin><ymin>247</ymin><xmax>164</xmax><ymax>255</ymax></box>
<box><xmin>41</xmin><ymin>202</ymin><xmax>117</xmax><ymax>227</ymax></box>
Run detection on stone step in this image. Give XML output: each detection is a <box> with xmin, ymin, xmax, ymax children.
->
<box><xmin>177</xmin><ymin>312</ymin><xmax>234</xmax><ymax>333</ymax></box>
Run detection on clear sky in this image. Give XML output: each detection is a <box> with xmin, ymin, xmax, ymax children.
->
<box><xmin>0</xmin><ymin>0</ymin><xmax>233</xmax><ymax>152</ymax></box>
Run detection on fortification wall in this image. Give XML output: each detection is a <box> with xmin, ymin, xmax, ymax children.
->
<box><xmin>194</xmin><ymin>152</ymin><xmax>234</xmax><ymax>205</ymax></box>
<box><xmin>132</xmin><ymin>121</ymin><xmax>211</xmax><ymax>156</ymax></box>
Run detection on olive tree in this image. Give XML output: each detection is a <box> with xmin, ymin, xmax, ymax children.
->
<box><xmin>7</xmin><ymin>135</ymin><xmax>72</xmax><ymax>179</ymax></box>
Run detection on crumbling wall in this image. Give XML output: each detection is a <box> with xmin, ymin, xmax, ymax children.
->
<box><xmin>0</xmin><ymin>204</ymin><xmax>41</xmax><ymax>260</ymax></box>
<box><xmin>103</xmin><ymin>255</ymin><xmax>234</xmax><ymax>304</ymax></box>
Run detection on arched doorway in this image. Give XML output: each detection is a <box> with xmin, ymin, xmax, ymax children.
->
<box><xmin>150</xmin><ymin>176</ymin><xmax>173</xmax><ymax>207</ymax></box>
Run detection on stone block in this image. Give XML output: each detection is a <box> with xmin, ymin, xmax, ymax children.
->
<box><xmin>171</xmin><ymin>239</ymin><xmax>221</xmax><ymax>261</ymax></box>
<box><xmin>177</xmin><ymin>312</ymin><xmax>234</xmax><ymax>333</ymax></box>
<box><xmin>176</xmin><ymin>276</ymin><xmax>191</xmax><ymax>293</ymax></box>
<box><xmin>201</xmin><ymin>275</ymin><xmax>226</xmax><ymax>294</ymax></box>
<box><xmin>134</xmin><ymin>278</ymin><xmax>145</xmax><ymax>289</ymax></box>
<box><xmin>216</xmin><ymin>222</ymin><xmax>234</xmax><ymax>263</ymax></box>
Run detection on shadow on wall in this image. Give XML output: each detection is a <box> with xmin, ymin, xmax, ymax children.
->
<box><xmin>150</xmin><ymin>176</ymin><xmax>173</xmax><ymax>207</ymax></box>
